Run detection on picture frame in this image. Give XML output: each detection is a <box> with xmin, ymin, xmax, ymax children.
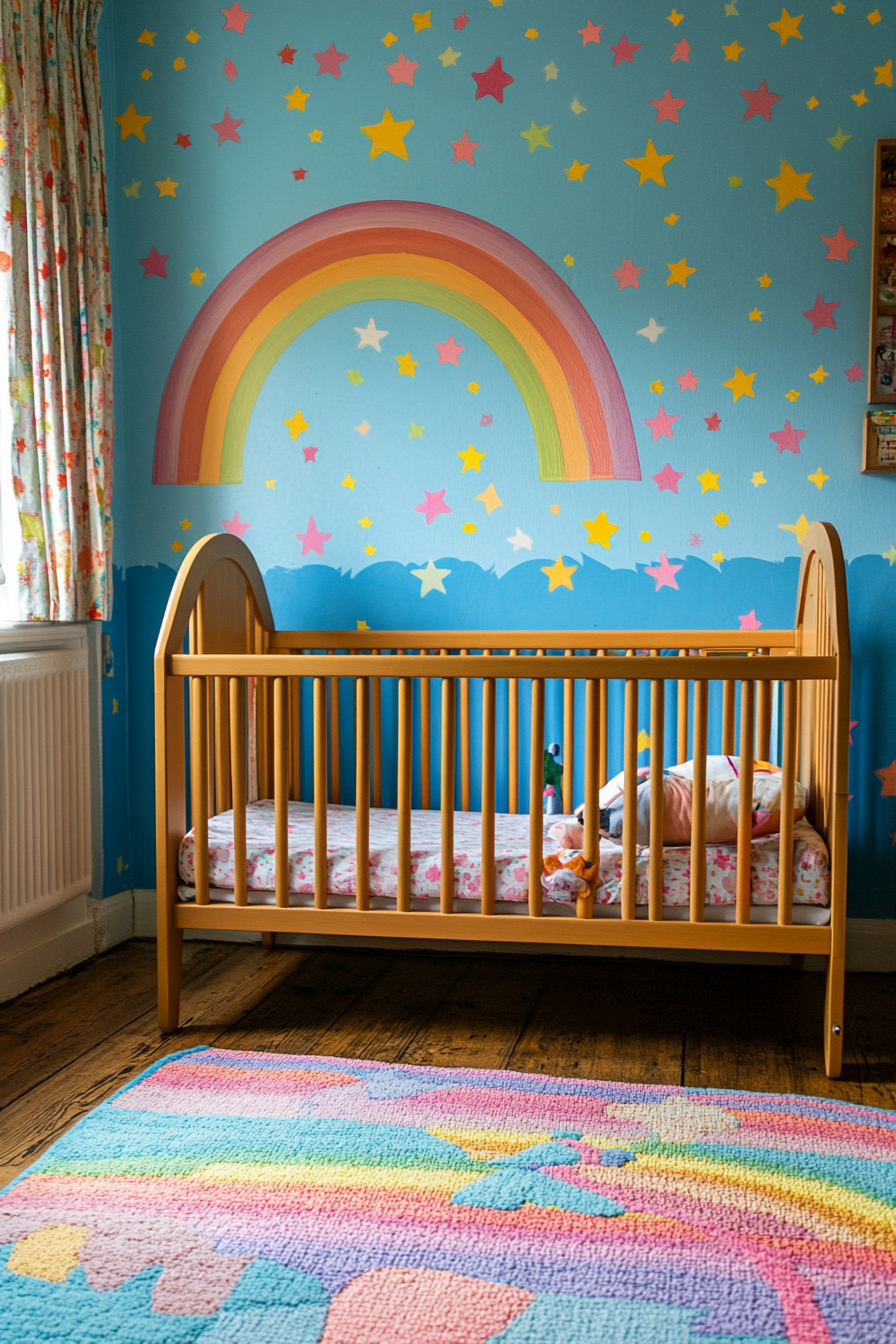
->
<box><xmin>862</xmin><ymin>408</ymin><xmax>896</xmax><ymax>472</ymax></box>
<box><xmin>869</xmin><ymin>140</ymin><xmax>896</xmax><ymax>403</ymax></box>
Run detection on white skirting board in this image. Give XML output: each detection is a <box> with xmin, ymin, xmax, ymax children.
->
<box><xmin>2</xmin><ymin>889</ymin><xmax>894</xmax><ymax>1003</ymax></box>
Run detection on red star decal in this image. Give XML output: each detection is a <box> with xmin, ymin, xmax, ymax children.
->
<box><xmin>671</xmin><ymin>37</ymin><xmax>691</xmax><ymax>62</ymax></box>
<box><xmin>315</xmin><ymin>41</ymin><xmax>349</xmax><ymax>78</ymax></box>
<box><xmin>802</xmin><ymin>294</ymin><xmax>840</xmax><ymax>334</ymax></box>
<box><xmin>175</xmin><ymin>132</ymin><xmax>191</xmax><ymax>148</ymax></box>
<box><xmin>741</xmin><ymin>79</ymin><xmax>782</xmax><ymax>122</ymax></box>
<box><xmin>292</xmin><ymin>167</ymin><xmax>307</xmax><ymax>180</ymax></box>
<box><xmin>578</xmin><ymin>20</ymin><xmax>602</xmax><ymax>45</ymax></box>
<box><xmin>454</xmin><ymin>11</ymin><xmax>469</xmax><ymax>29</ymax></box>
<box><xmin>472</xmin><ymin>56</ymin><xmax>514</xmax><ymax>102</ymax></box>
<box><xmin>649</xmin><ymin>89</ymin><xmax>686</xmax><ymax>123</ymax></box>
<box><xmin>704</xmin><ymin>413</ymin><xmax>722</xmax><ymax>431</ymax></box>
<box><xmin>220</xmin><ymin>2</ymin><xmax>251</xmax><ymax>35</ymax></box>
<box><xmin>820</xmin><ymin>226</ymin><xmax>858</xmax><ymax>263</ymax></box>
<box><xmin>278</xmin><ymin>43</ymin><xmax>296</xmax><ymax>64</ymax></box>
<box><xmin>610</xmin><ymin>33</ymin><xmax>642</xmax><ymax>65</ymax></box>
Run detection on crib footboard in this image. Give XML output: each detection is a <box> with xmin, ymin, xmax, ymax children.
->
<box><xmin>155</xmin><ymin>525</ymin><xmax>850</xmax><ymax>1077</ymax></box>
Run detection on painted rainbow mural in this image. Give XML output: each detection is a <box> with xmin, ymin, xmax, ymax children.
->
<box><xmin>153</xmin><ymin>202</ymin><xmax>639</xmax><ymax>485</ymax></box>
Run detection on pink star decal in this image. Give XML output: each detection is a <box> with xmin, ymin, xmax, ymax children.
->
<box><xmin>769</xmin><ymin>418</ymin><xmax>806</xmax><ymax>455</ymax></box>
<box><xmin>220</xmin><ymin>2</ymin><xmax>251</xmax><ymax>34</ymax></box>
<box><xmin>802</xmin><ymin>294</ymin><xmax>840</xmax><ymax>334</ymax></box>
<box><xmin>704</xmin><ymin>413</ymin><xmax>721</xmax><ymax>431</ymax></box>
<box><xmin>292</xmin><ymin>167</ymin><xmax>307</xmax><ymax>180</ymax></box>
<box><xmin>480</xmin><ymin>414</ymin><xmax>493</xmax><ymax>426</ymax></box>
<box><xmin>610</xmin><ymin>33</ymin><xmax>641</xmax><ymax>65</ymax></box>
<box><xmin>454</xmin><ymin>11</ymin><xmax>469</xmax><ymax>29</ymax></box>
<box><xmin>741</xmin><ymin>79</ymin><xmax>782</xmax><ymax>122</ymax></box>
<box><xmin>414</xmin><ymin>489</ymin><xmax>452</xmax><ymax>525</ymax></box>
<box><xmin>844</xmin><ymin>363</ymin><xmax>864</xmax><ymax>382</ymax></box>
<box><xmin>224</xmin><ymin>58</ymin><xmax>238</xmax><ymax>82</ymax></box>
<box><xmin>687</xmin><ymin>532</ymin><xmax>702</xmax><ymax>547</ymax></box>
<box><xmin>652</xmin><ymin>462</ymin><xmax>685</xmax><ymax>493</ymax></box>
<box><xmin>386</xmin><ymin>52</ymin><xmax>418</xmax><ymax>86</ymax></box>
<box><xmin>302</xmin><ymin>445</ymin><xmax>318</xmax><ymax>462</ymax></box>
<box><xmin>175</xmin><ymin>132</ymin><xmax>191</xmax><ymax>148</ymax></box>
<box><xmin>650</xmin><ymin>89</ymin><xmax>686</xmax><ymax>123</ymax></box>
<box><xmin>221</xmin><ymin>510</ymin><xmax>251</xmax><ymax>538</ymax></box>
<box><xmin>644</xmin><ymin>405</ymin><xmax>679</xmax><ymax>441</ymax></box>
<box><xmin>472</xmin><ymin>57</ymin><xmax>514</xmax><ymax>102</ymax></box>
<box><xmin>278</xmin><ymin>44</ymin><xmax>296</xmax><ymax>64</ymax></box>
<box><xmin>849</xmin><ymin>719</ymin><xmax>858</xmax><ymax>745</ymax></box>
<box><xmin>451</xmin><ymin>130</ymin><xmax>480</xmax><ymax>164</ymax></box>
<box><xmin>671</xmin><ymin>38</ymin><xmax>691</xmax><ymax>62</ymax></box>
<box><xmin>677</xmin><ymin>368</ymin><xmax>699</xmax><ymax>391</ymax></box>
<box><xmin>435</xmin><ymin>335</ymin><xmax>465</xmax><ymax>365</ymax></box>
<box><xmin>611</xmin><ymin>257</ymin><xmax>643</xmax><ymax>290</ymax></box>
<box><xmin>211</xmin><ymin>108</ymin><xmax>243</xmax><ymax>144</ymax></box>
<box><xmin>315</xmin><ymin>41</ymin><xmax>349</xmax><ymax>78</ymax></box>
<box><xmin>295</xmin><ymin>515</ymin><xmax>331</xmax><ymax>556</ymax></box>
<box><xmin>139</xmin><ymin>246</ymin><xmax>168</xmax><ymax>278</ymax></box>
<box><xmin>738</xmin><ymin>610</ymin><xmax>762</xmax><ymax>631</ymax></box>
<box><xmin>821</xmin><ymin>226</ymin><xmax>858</xmax><ymax>263</ymax></box>
<box><xmin>579</xmin><ymin>20</ymin><xmax>603</xmax><ymax>45</ymax></box>
<box><xmin>644</xmin><ymin>553</ymin><xmax>682</xmax><ymax>592</ymax></box>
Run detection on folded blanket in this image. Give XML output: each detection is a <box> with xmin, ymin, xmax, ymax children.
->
<box><xmin>550</xmin><ymin>756</ymin><xmax>806</xmax><ymax>848</ymax></box>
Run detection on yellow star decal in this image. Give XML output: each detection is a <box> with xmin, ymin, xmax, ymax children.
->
<box><xmin>114</xmin><ymin>104</ymin><xmax>152</xmax><ymax>142</ymax></box>
<box><xmin>285</xmin><ymin>87</ymin><xmax>310</xmax><ymax>111</ymax></box>
<box><xmin>650</xmin><ymin>380</ymin><xmax>664</xmax><ymax>393</ymax></box>
<box><xmin>566</xmin><ymin>160</ymin><xmax>590</xmax><ymax>181</ymax></box>
<box><xmin>266</xmin><ymin>480</ymin><xmax>276</xmax><ymax>489</ymax></box>
<box><xmin>832</xmin><ymin>2</ymin><xmax>845</xmax><ymax>11</ymax></box>
<box><xmin>779</xmin><ymin>515</ymin><xmax>811</xmax><ymax>544</ymax></box>
<box><xmin>283</xmin><ymin>409</ymin><xmax>309</xmax><ymax>439</ymax></box>
<box><xmin>541</xmin><ymin>555</ymin><xmax>577</xmax><ymax>592</ymax></box>
<box><xmin>186</xmin><ymin>29</ymin><xmax>200</xmax><ymax>43</ymax></box>
<box><xmin>667</xmin><ymin>257</ymin><xmax>696</xmax><ymax>287</ymax></box>
<box><xmin>457</xmin><ymin>444</ymin><xmax>485</xmax><ymax>473</ymax></box>
<box><xmin>308</xmin><ymin>129</ymin><xmax>323</xmax><ymax>142</ymax></box>
<box><xmin>395</xmin><ymin>351</ymin><xmax>419</xmax><ymax>377</ymax></box>
<box><xmin>122</xmin><ymin>179</ymin><xmax>141</xmax><ymax>198</ymax></box>
<box><xmin>758</xmin><ymin>274</ymin><xmax>772</xmax><ymax>287</ymax></box>
<box><xmin>713</xmin><ymin>511</ymin><xmax>729</xmax><ymax>528</ymax></box>
<box><xmin>723</xmin><ymin>367</ymin><xmax>756</xmax><ymax>401</ymax></box>
<box><xmin>476</xmin><ymin>483</ymin><xmax>503</xmax><ymax>514</ymax></box>
<box><xmin>883</xmin><ymin>543</ymin><xmax>896</xmax><ymax>565</ymax></box>
<box><xmin>806</xmin><ymin>96</ymin><xmax>819</xmax><ymax>109</ymax></box>
<box><xmin>582</xmin><ymin>511</ymin><xmax>619</xmax><ymax>549</ymax></box>
<box><xmin>697</xmin><ymin>469</ymin><xmax>721</xmax><ymax>493</ymax></box>
<box><xmin>875</xmin><ymin>59</ymin><xmax>894</xmax><ymax>87</ymax></box>
<box><xmin>723</xmin><ymin>40</ymin><xmax>745</xmax><ymax>61</ymax></box>
<box><xmin>138</xmin><ymin>29</ymin><xmax>156</xmax><ymax>45</ymax></box>
<box><xmin>341</xmin><ymin>475</ymin><xmax>356</xmax><ymax>490</ymax></box>
<box><xmin>807</xmin><ymin>467</ymin><xmax>829</xmax><ymax>489</ymax></box>
<box><xmin>141</xmin><ymin>69</ymin><xmax>153</xmax><ymax>81</ymax></box>
<box><xmin>173</xmin><ymin>58</ymin><xmax>186</xmax><ymax>71</ymax></box>
<box><xmin>361</xmin><ymin>108</ymin><xmax>415</xmax><ymax>160</ymax></box>
<box><xmin>525</xmin><ymin>28</ymin><xmax>538</xmax><ymax>39</ymax></box>
<box><xmin>439</xmin><ymin>47</ymin><xmax>461</xmax><ymax>66</ymax></box>
<box><xmin>624</xmin><ymin>139</ymin><xmax>674</xmax><ymax>187</ymax></box>
<box><xmin>729</xmin><ymin>176</ymin><xmax>742</xmax><ymax>188</ymax></box>
<box><xmin>189</xmin><ymin>267</ymin><xmax>206</xmax><ymax>286</ymax></box>
<box><xmin>358</xmin><ymin>516</ymin><xmax>373</xmax><ymax>529</ymax></box>
<box><xmin>639</xmin><ymin>530</ymin><xmax>652</xmax><ymax>542</ymax></box>
<box><xmin>637</xmin><ymin>730</ymin><xmax>652</xmax><ymax>752</ymax></box>
<box><xmin>564</xmin><ymin>254</ymin><xmax>575</xmax><ymax>267</ymax></box>
<box><xmin>869</xmin><ymin>7</ymin><xmax>882</xmax><ymax>20</ymax></box>
<box><xmin>751</xmin><ymin>471</ymin><xmax>767</xmax><ymax>487</ymax></box>
<box><xmin>382</xmin><ymin>32</ymin><xmax>398</xmax><ymax>46</ymax></box>
<box><xmin>364</xmin><ymin>544</ymin><xmax>377</xmax><ymax>556</ymax></box>
<box><xmin>411</xmin><ymin>11</ymin><xmax>433</xmax><ymax>31</ymax></box>
<box><xmin>768</xmin><ymin>8</ymin><xmax>803</xmax><ymax>44</ymax></box>
<box><xmin>809</xmin><ymin>365</ymin><xmax>829</xmax><ymax>384</ymax></box>
<box><xmin>828</xmin><ymin>127</ymin><xmax>852</xmax><ymax>151</ymax></box>
<box><xmin>786</xmin><ymin>389</ymin><xmax>801</xmax><ymax>402</ymax></box>
<box><xmin>766</xmin><ymin>159</ymin><xmax>813</xmax><ymax>211</ymax></box>
<box><xmin>712</xmin><ymin>551</ymin><xmax>725</xmax><ymax>563</ymax></box>
<box><xmin>665</xmin><ymin>213</ymin><xmax>679</xmax><ymax>225</ymax></box>
<box><xmin>749</xmin><ymin>307</ymin><xmax>762</xmax><ymax>321</ymax></box>
<box><xmin>156</xmin><ymin>177</ymin><xmax>178</xmax><ymax>197</ymax></box>
<box><xmin>852</xmin><ymin>89</ymin><xmax>869</xmax><ymax>106</ymax></box>
<box><xmin>570</xmin><ymin>97</ymin><xmax>586</xmax><ymax>115</ymax></box>
<box><xmin>668</xmin><ymin>9</ymin><xmax>684</xmax><ymax>25</ymax></box>
<box><xmin>462</xmin><ymin>522</ymin><xmax>478</xmax><ymax>534</ymax></box>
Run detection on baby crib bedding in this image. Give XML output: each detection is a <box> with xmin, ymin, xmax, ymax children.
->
<box><xmin>177</xmin><ymin>801</ymin><xmax>829</xmax><ymax>908</ymax></box>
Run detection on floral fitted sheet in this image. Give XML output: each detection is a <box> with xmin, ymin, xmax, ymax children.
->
<box><xmin>178</xmin><ymin>802</ymin><xmax>829</xmax><ymax>907</ymax></box>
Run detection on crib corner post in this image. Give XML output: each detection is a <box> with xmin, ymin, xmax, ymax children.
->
<box><xmin>823</xmin><ymin>953</ymin><xmax>845</xmax><ymax>1078</ymax></box>
<box><xmin>157</xmin><ymin>909</ymin><xmax>183</xmax><ymax>1034</ymax></box>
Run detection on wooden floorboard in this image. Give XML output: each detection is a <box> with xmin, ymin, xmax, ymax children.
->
<box><xmin>1</xmin><ymin>939</ymin><xmax>894</xmax><ymax>1184</ymax></box>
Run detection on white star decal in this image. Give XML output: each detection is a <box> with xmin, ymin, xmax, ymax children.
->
<box><xmin>637</xmin><ymin>317</ymin><xmax>666</xmax><ymax>344</ymax></box>
<box><xmin>354</xmin><ymin>317</ymin><xmax>389</xmax><ymax>352</ymax></box>
<box><xmin>506</xmin><ymin>527</ymin><xmax>533</xmax><ymax>552</ymax></box>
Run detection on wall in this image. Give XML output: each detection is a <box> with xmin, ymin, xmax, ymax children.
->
<box><xmin>100</xmin><ymin>0</ymin><xmax>896</xmax><ymax>917</ymax></box>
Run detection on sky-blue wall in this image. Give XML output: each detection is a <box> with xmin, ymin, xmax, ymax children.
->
<box><xmin>99</xmin><ymin>0</ymin><xmax>896</xmax><ymax>916</ymax></box>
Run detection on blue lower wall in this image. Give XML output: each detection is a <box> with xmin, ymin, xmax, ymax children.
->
<box><xmin>102</xmin><ymin>553</ymin><xmax>896</xmax><ymax>919</ymax></box>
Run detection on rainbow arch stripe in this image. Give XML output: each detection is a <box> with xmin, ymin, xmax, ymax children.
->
<box><xmin>153</xmin><ymin>202</ymin><xmax>639</xmax><ymax>485</ymax></box>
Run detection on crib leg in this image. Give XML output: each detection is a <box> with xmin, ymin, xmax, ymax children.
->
<box><xmin>262</xmin><ymin>931</ymin><xmax>277</xmax><ymax>949</ymax></box>
<box><xmin>823</xmin><ymin>953</ymin><xmax>845</xmax><ymax>1079</ymax></box>
<box><xmin>158</xmin><ymin>924</ymin><xmax>184</xmax><ymax>1034</ymax></box>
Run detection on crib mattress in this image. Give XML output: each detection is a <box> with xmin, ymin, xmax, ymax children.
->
<box><xmin>178</xmin><ymin>801</ymin><xmax>829</xmax><ymax>908</ymax></box>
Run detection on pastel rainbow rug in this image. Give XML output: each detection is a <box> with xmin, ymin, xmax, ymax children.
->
<box><xmin>1</xmin><ymin>1048</ymin><xmax>894</xmax><ymax>1343</ymax></box>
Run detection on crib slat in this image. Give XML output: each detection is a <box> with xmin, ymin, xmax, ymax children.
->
<box><xmin>481</xmin><ymin>676</ymin><xmax>497</xmax><ymax>915</ymax></box>
<box><xmin>563</xmin><ymin>652</ymin><xmax>575</xmax><ymax>813</ymax></box>
<box><xmin>621</xmin><ymin>677</ymin><xmax>639</xmax><ymax>920</ymax></box>
<box><xmin>289</xmin><ymin>676</ymin><xmax>301</xmax><ymax>801</ymax></box>
<box><xmin>313</xmin><ymin>676</ymin><xmax>328</xmax><ymax>908</ymax></box>
<box><xmin>355</xmin><ymin>676</ymin><xmax>370</xmax><ymax>911</ymax></box>
<box><xmin>756</xmin><ymin>651</ymin><xmax>772</xmax><ymax>762</ymax></box>
<box><xmin>206</xmin><ymin>677</ymin><xmax>216</xmax><ymax>818</ymax></box>
<box><xmin>722</xmin><ymin>680</ymin><xmax>736</xmax><ymax>755</ymax></box>
<box><xmin>229</xmin><ymin>677</ymin><xmax>247</xmax><ymax>906</ymax></box>
<box><xmin>372</xmin><ymin>651</ymin><xmax>383</xmax><ymax>808</ymax></box>
<box><xmin>273</xmin><ymin>677</ymin><xmax>290</xmax><ymax>908</ymax></box>
<box><xmin>648</xmin><ymin>679</ymin><xmax>665</xmax><ymax>921</ymax></box>
<box><xmin>736</xmin><ymin>679</ymin><xmax>755</xmax><ymax>923</ymax></box>
<box><xmin>257</xmin><ymin>674</ymin><xmax>272</xmax><ymax>800</ymax></box>
<box><xmin>529</xmin><ymin>676</ymin><xmax>545</xmax><ymax>917</ymax></box>
<box><xmin>598</xmin><ymin>653</ymin><xmax>609</xmax><ymax>787</ymax></box>
<box><xmin>397</xmin><ymin>676</ymin><xmax>412</xmax><ymax>912</ymax></box>
<box><xmin>190</xmin><ymin>677</ymin><xmax>209</xmax><ymax>905</ymax></box>
<box><xmin>460</xmin><ymin>668</ymin><xmax>471</xmax><ymax>812</ymax></box>
<box><xmin>440</xmin><ymin>676</ymin><xmax>456</xmax><ymax>913</ymax></box>
<box><xmin>215</xmin><ymin>676</ymin><xmax>231</xmax><ymax>813</ymax></box>
<box><xmin>579</xmin><ymin>678</ymin><xmax>600</xmax><ymax>920</ymax></box>
<box><xmin>689</xmin><ymin>680</ymin><xmax>708</xmax><ymax>921</ymax></box>
<box><xmin>329</xmin><ymin>666</ymin><xmax>341</xmax><ymax>805</ymax></box>
<box><xmin>420</xmin><ymin>673</ymin><xmax>431</xmax><ymax>810</ymax></box>
<box><xmin>777</xmin><ymin>679</ymin><xmax>798</xmax><ymax>925</ymax></box>
<box><xmin>508</xmin><ymin>649</ymin><xmax>519</xmax><ymax>813</ymax></box>
<box><xmin>677</xmin><ymin>650</ymin><xmax>689</xmax><ymax>763</ymax></box>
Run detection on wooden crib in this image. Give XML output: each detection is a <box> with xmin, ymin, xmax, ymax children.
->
<box><xmin>154</xmin><ymin>523</ymin><xmax>851</xmax><ymax>1076</ymax></box>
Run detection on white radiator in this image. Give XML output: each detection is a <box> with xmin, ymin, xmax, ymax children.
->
<box><xmin>0</xmin><ymin>647</ymin><xmax>92</xmax><ymax>931</ymax></box>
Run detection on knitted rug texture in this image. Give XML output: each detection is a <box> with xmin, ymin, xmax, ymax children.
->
<box><xmin>0</xmin><ymin>1047</ymin><xmax>894</xmax><ymax>1343</ymax></box>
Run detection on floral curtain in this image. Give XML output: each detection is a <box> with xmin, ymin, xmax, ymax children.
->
<box><xmin>0</xmin><ymin>0</ymin><xmax>112</xmax><ymax>620</ymax></box>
